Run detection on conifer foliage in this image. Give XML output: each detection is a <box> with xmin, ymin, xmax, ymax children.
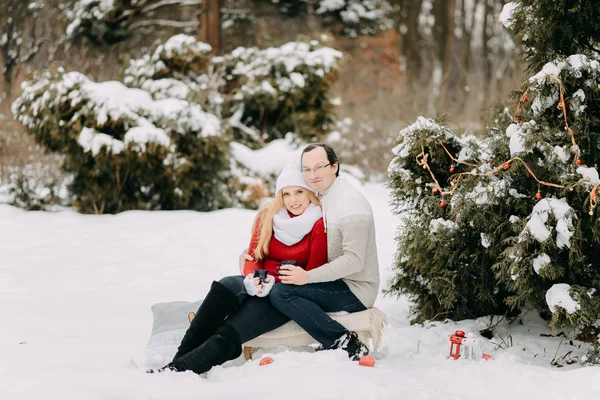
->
<box><xmin>387</xmin><ymin>0</ymin><xmax>600</xmax><ymax>346</ymax></box>
<box><xmin>11</xmin><ymin>35</ymin><xmax>342</xmax><ymax>213</ymax></box>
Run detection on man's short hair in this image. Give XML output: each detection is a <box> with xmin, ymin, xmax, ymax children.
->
<box><xmin>301</xmin><ymin>143</ymin><xmax>340</xmax><ymax>177</ymax></box>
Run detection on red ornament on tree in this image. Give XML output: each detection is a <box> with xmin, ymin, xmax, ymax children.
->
<box><xmin>449</xmin><ymin>166</ymin><xmax>455</xmax><ymax>173</ymax></box>
<box><xmin>577</xmin><ymin>159</ymin><xmax>582</xmax><ymax>165</ymax></box>
<box><xmin>503</xmin><ymin>162</ymin><xmax>510</xmax><ymax>170</ymax></box>
<box><xmin>440</xmin><ymin>201</ymin><xmax>447</xmax><ymax>208</ymax></box>
<box><xmin>515</xmin><ymin>117</ymin><xmax>521</xmax><ymax>123</ymax></box>
<box><xmin>557</xmin><ymin>103</ymin><xmax>563</xmax><ymax>110</ymax></box>
<box><xmin>535</xmin><ymin>192</ymin><xmax>542</xmax><ymax>200</ymax></box>
<box><xmin>432</xmin><ymin>187</ymin><xmax>440</xmax><ymax>194</ymax></box>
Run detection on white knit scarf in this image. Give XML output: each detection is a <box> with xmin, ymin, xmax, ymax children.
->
<box><xmin>272</xmin><ymin>203</ymin><xmax>322</xmax><ymax>246</ymax></box>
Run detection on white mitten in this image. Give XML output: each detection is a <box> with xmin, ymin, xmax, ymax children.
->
<box><xmin>244</xmin><ymin>274</ymin><xmax>259</xmax><ymax>296</ymax></box>
<box><xmin>256</xmin><ymin>275</ymin><xmax>275</xmax><ymax>298</ymax></box>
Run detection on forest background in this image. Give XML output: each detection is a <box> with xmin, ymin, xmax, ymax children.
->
<box><xmin>0</xmin><ymin>0</ymin><xmax>521</xmax><ymax>190</ymax></box>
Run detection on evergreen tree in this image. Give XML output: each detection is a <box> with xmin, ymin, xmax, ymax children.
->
<box><xmin>387</xmin><ymin>0</ymin><xmax>600</xmax><ymax>347</ymax></box>
<box><xmin>11</xmin><ymin>35</ymin><xmax>343</xmax><ymax>213</ymax></box>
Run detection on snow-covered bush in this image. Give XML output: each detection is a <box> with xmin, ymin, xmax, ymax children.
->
<box><xmin>11</xmin><ymin>35</ymin><xmax>344</xmax><ymax>212</ymax></box>
<box><xmin>387</xmin><ymin>1</ymin><xmax>600</xmax><ymax>342</ymax></box>
<box><xmin>0</xmin><ymin>164</ymin><xmax>70</xmax><ymax>211</ymax></box>
<box><xmin>316</xmin><ymin>0</ymin><xmax>394</xmax><ymax>37</ymax></box>
<box><xmin>214</xmin><ymin>41</ymin><xmax>343</xmax><ymax>147</ymax></box>
<box><xmin>65</xmin><ymin>0</ymin><xmax>200</xmax><ymax>45</ymax></box>
<box><xmin>386</xmin><ymin>117</ymin><xmax>513</xmax><ymax>322</ymax></box>
<box><xmin>12</xmin><ymin>68</ymin><xmax>231</xmax><ymax>213</ymax></box>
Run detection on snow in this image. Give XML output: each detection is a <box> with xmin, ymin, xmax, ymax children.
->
<box><xmin>162</xmin><ymin>34</ymin><xmax>212</xmax><ymax>58</ymax></box>
<box><xmin>480</xmin><ymin>233</ymin><xmax>491</xmax><ymax>248</ymax></box>
<box><xmin>506</xmin><ymin>123</ymin><xmax>528</xmax><ymax>156</ymax></box>
<box><xmin>289</xmin><ymin>72</ymin><xmax>305</xmax><ymax>88</ymax></box>
<box><xmin>391</xmin><ymin>116</ymin><xmax>444</xmax><ymax>159</ymax></box>
<box><xmin>552</xmin><ymin>146</ymin><xmax>569</xmax><ymax>163</ymax></box>
<box><xmin>521</xmin><ymin>198</ymin><xmax>574</xmax><ymax>248</ymax></box>
<box><xmin>66</xmin><ymin>0</ymin><xmax>115</xmax><ymax>36</ymax></box>
<box><xmin>529</xmin><ymin>63</ymin><xmax>563</xmax><ymax>84</ymax></box>
<box><xmin>2</xmin><ymin>180</ymin><xmax>600</xmax><ymax>398</ymax></box>
<box><xmin>499</xmin><ymin>2</ymin><xmax>518</xmax><ymax>29</ymax></box>
<box><xmin>231</xmin><ymin>137</ymin><xmax>301</xmax><ymax>175</ymax></box>
<box><xmin>316</xmin><ymin>0</ymin><xmax>346</xmax><ymax>13</ymax></box>
<box><xmin>546</xmin><ymin>284</ymin><xmax>581</xmax><ymax>315</ymax></box>
<box><xmin>78</xmin><ymin>127</ymin><xmax>124</xmax><ymax>156</ymax></box>
<box><xmin>465</xmin><ymin>182</ymin><xmax>490</xmax><ymax>205</ymax></box>
<box><xmin>577</xmin><ymin>166</ymin><xmax>600</xmax><ymax>186</ymax></box>
<box><xmin>123</xmin><ymin>125</ymin><xmax>171</xmax><ymax>153</ymax></box>
<box><xmin>532</xmin><ymin>253</ymin><xmax>551</xmax><ymax>274</ymax></box>
<box><xmin>429</xmin><ymin>218</ymin><xmax>458</xmax><ymax>233</ymax></box>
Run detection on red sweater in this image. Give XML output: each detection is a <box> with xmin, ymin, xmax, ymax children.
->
<box><xmin>243</xmin><ymin>217</ymin><xmax>327</xmax><ymax>283</ymax></box>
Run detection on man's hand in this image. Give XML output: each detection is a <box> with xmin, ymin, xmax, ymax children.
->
<box><xmin>278</xmin><ymin>265</ymin><xmax>309</xmax><ymax>285</ymax></box>
<box><xmin>239</xmin><ymin>248</ymin><xmax>253</xmax><ymax>275</ymax></box>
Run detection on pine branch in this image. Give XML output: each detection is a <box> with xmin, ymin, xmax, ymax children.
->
<box><xmin>129</xmin><ymin>19</ymin><xmax>200</xmax><ymax>30</ymax></box>
<box><xmin>142</xmin><ymin>0</ymin><xmax>202</xmax><ymax>14</ymax></box>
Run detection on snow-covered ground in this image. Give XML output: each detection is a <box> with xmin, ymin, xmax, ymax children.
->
<box><xmin>1</xmin><ymin>183</ymin><xmax>599</xmax><ymax>400</ymax></box>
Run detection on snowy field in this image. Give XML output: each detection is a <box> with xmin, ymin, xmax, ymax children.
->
<box><xmin>1</xmin><ymin>183</ymin><xmax>599</xmax><ymax>400</ymax></box>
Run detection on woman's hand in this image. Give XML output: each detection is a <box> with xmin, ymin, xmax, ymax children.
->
<box><xmin>243</xmin><ymin>274</ymin><xmax>262</xmax><ymax>295</ymax></box>
<box><xmin>257</xmin><ymin>275</ymin><xmax>275</xmax><ymax>297</ymax></box>
<box><xmin>239</xmin><ymin>249</ymin><xmax>253</xmax><ymax>275</ymax></box>
<box><xmin>278</xmin><ymin>265</ymin><xmax>309</xmax><ymax>285</ymax></box>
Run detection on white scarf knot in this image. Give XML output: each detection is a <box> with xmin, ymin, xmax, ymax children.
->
<box><xmin>273</xmin><ymin>203</ymin><xmax>322</xmax><ymax>246</ymax></box>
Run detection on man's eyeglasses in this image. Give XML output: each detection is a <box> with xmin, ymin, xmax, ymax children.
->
<box><xmin>301</xmin><ymin>163</ymin><xmax>331</xmax><ymax>174</ymax></box>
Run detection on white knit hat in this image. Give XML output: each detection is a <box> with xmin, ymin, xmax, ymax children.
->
<box><xmin>275</xmin><ymin>161</ymin><xmax>312</xmax><ymax>195</ymax></box>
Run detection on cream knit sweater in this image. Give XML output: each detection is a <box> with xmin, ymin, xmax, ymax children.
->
<box><xmin>306</xmin><ymin>177</ymin><xmax>380</xmax><ymax>308</ymax></box>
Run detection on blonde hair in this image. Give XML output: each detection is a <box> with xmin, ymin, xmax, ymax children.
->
<box><xmin>252</xmin><ymin>189</ymin><xmax>321</xmax><ymax>261</ymax></box>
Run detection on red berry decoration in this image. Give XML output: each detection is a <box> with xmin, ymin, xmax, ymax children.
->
<box><xmin>503</xmin><ymin>162</ymin><xmax>510</xmax><ymax>170</ymax></box>
<box><xmin>557</xmin><ymin>103</ymin><xmax>563</xmax><ymax>110</ymax></box>
<box><xmin>432</xmin><ymin>187</ymin><xmax>439</xmax><ymax>194</ymax></box>
<box><xmin>535</xmin><ymin>192</ymin><xmax>542</xmax><ymax>200</ymax></box>
<box><xmin>440</xmin><ymin>201</ymin><xmax>447</xmax><ymax>208</ymax></box>
<box><xmin>515</xmin><ymin>117</ymin><xmax>521</xmax><ymax>122</ymax></box>
<box><xmin>449</xmin><ymin>167</ymin><xmax>455</xmax><ymax>173</ymax></box>
<box><xmin>576</xmin><ymin>159</ymin><xmax>582</xmax><ymax>165</ymax></box>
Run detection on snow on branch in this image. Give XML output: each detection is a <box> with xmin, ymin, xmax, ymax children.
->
<box><xmin>65</xmin><ymin>0</ymin><xmax>202</xmax><ymax>45</ymax></box>
<box><xmin>129</xmin><ymin>19</ymin><xmax>200</xmax><ymax>29</ymax></box>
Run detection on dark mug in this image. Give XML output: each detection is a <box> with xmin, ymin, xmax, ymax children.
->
<box><xmin>253</xmin><ymin>269</ymin><xmax>268</xmax><ymax>284</ymax></box>
<box><xmin>276</xmin><ymin>260</ymin><xmax>297</xmax><ymax>276</ymax></box>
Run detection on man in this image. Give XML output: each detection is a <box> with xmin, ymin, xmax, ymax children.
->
<box><xmin>267</xmin><ymin>143</ymin><xmax>380</xmax><ymax>360</ymax></box>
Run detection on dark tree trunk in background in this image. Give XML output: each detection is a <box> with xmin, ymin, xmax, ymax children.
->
<box><xmin>403</xmin><ymin>0</ymin><xmax>424</xmax><ymax>87</ymax></box>
<box><xmin>456</xmin><ymin>0</ymin><xmax>478</xmax><ymax>112</ymax></box>
<box><xmin>482</xmin><ymin>0</ymin><xmax>493</xmax><ymax>106</ymax></box>
<box><xmin>438</xmin><ymin>0</ymin><xmax>456</xmax><ymax>110</ymax></box>
<box><xmin>200</xmin><ymin>0</ymin><xmax>221</xmax><ymax>54</ymax></box>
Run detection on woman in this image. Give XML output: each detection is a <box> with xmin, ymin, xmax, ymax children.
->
<box><xmin>150</xmin><ymin>161</ymin><xmax>327</xmax><ymax>374</ymax></box>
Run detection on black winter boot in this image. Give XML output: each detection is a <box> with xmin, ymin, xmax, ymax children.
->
<box><xmin>173</xmin><ymin>281</ymin><xmax>239</xmax><ymax>361</ymax></box>
<box><xmin>167</xmin><ymin>324</ymin><xmax>243</xmax><ymax>375</ymax></box>
<box><xmin>317</xmin><ymin>331</ymin><xmax>369</xmax><ymax>361</ymax></box>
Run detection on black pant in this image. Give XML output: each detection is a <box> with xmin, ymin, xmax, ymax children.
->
<box><xmin>218</xmin><ymin>275</ymin><xmax>290</xmax><ymax>343</ymax></box>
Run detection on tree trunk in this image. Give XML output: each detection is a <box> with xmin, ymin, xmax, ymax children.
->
<box><xmin>403</xmin><ymin>0</ymin><xmax>424</xmax><ymax>87</ymax></box>
<box><xmin>199</xmin><ymin>0</ymin><xmax>221</xmax><ymax>54</ymax></box>
<box><xmin>482</xmin><ymin>0</ymin><xmax>492</xmax><ymax>106</ymax></box>
<box><xmin>456</xmin><ymin>0</ymin><xmax>478</xmax><ymax>112</ymax></box>
<box><xmin>438</xmin><ymin>0</ymin><xmax>456</xmax><ymax>110</ymax></box>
